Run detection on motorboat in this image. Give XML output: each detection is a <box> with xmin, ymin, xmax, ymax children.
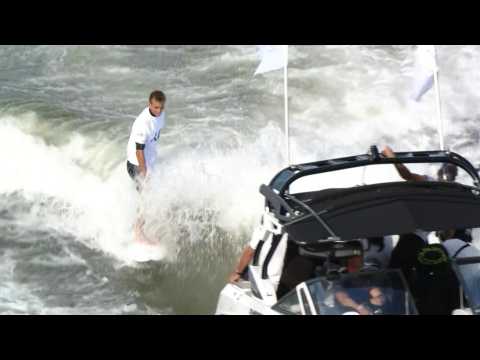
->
<box><xmin>216</xmin><ymin>145</ymin><xmax>480</xmax><ymax>315</ymax></box>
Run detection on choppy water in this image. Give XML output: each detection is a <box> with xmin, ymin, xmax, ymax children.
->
<box><xmin>1</xmin><ymin>45</ymin><xmax>480</xmax><ymax>314</ymax></box>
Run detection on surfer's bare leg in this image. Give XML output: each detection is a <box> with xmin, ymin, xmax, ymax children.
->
<box><xmin>133</xmin><ymin>202</ymin><xmax>152</xmax><ymax>244</ymax></box>
<box><xmin>134</xmin><ymin>216</ymin><xmax>146</xmax><ymax>242</ymax></box>
<box><xmin>134</xmin><ymin>222</ymin><xmax>156</xmax><ymax>245</ymax></box>
<box><xmin>134</xmin><ymin>202</ymin><xmax>156</xmax><ymax>245</ymax></box>
<box><xmin>132</xmin><ymin>167</ymin><xmax>153</xmax><ymax>244</ymax></box>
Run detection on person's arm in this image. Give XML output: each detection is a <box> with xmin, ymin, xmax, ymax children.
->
<box><xmin>135</xmin><ymin>144</ymin><xmax>147</xmax><ymax>178</ymax></box>
<box><xmin>132</xmin><ymin>118</ymin><xmax>148</xmax><ymax>178</ymax></box>
<box><xmin>335</xmin><ymin>291</ymin><xmax>371</xmax><ymax>315</ymax></box>
<box><xmin>229</xmin><ymin>246</ymin><xmax>255</xmax><ymax>283</ymax></box>
<box><xmin>382</xmin><ymin>146</ymin><xmax>428</xmax><ymax>182</ymax></box>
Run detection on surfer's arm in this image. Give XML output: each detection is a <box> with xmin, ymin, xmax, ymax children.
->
<box><xmin>135</xmin><ymin>143</ymin><xmax>147</xmax><ymax>177</ymax></box>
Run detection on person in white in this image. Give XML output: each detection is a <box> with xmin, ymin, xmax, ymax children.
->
<box><xmin>228</xmin><ymin>218</ymin><xmax>288</xmax><ymax>291</ymax></box>
<box><xmin>126</xmin><ymin>90</ymin><xmax>166</xmax><ymax>243</ymax></box>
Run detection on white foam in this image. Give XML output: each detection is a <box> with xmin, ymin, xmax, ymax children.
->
<box><xmin>0</xmin><ymin>116</ymin><xmax>285</xmax><ymax>265</ymax></box>
<box><xmin>3</xmin><ymin>45</ymin><xmax>480</xmax><ymax>265</ymax></box>
<box><xmin>0</xmin><ymin>120</ymin><xmax>138</xmax><ymax>262</ymax></box>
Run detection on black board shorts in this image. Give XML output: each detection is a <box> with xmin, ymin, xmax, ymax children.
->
<box><xmin>126</xmin><ymin>161</ymin><xmax>142</xmax><ymax>192</ymax></box>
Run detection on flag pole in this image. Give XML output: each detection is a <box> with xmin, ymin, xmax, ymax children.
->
<box><xmin>283</xmin><ymin>45</ymin><xmax>290</xmax><ymax>165</ymax></box>
<box><xmin>432</xmin><ymin>46</ymin><xmax>445</xmax><ymax>150</ymax></box>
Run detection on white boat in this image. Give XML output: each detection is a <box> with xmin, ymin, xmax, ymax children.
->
<box><xmin>216</xmin><ymin>145</ymin><xmax>480</xmax><ymax>315</ymax></box>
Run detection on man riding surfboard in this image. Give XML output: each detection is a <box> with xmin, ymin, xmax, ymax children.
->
<box><xmin>126</xmin><ymin>90</ymin><xmax>166</xmax><ymax>243</ymax></box>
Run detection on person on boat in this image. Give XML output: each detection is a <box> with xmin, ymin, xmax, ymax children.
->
<box><xmin>229</xmin><ymin>222</ymin><xmax>288</xmax><ymax>288</ymax></box>
<box><xmin>381</xmin><ymin>146</ymin><xmax>458</xmax><ymax>182</ymax></box>
<box><xmin>437</xmin><ymin>229</ymin><xmax>472</xmax><ymax>255</ymax></box>
<box><xmin>229</xmin><ymin>245</ymin><xmax>255</xmax><ymax>283</ymax></box>
<box><xmin>126</xmin><ymin>90</ymin><xmax>166</xmax><ymax>243</ymax></box>
<box><xmin>364</xmin><ymin>287</ymin><xmax>388</xmax><ymax>315</ymax></box>
<box><xmin>382</xmin><ymin>146</ymin><xmax>472</xmax><ymax>243</ymax></box>
<box><xmin>335</xmin><ymin>255</ymin><xmax>386</xmax><ymax>315</ymax></box>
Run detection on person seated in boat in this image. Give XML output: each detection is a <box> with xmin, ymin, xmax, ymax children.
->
<box><xmin>334</xmin><ymin>256</ymin><xmax>386</xmax><ymax>315</ymax></box>
<box><xmin>381</xmin><ymin>146</ymin><xmax>458</xmax><ymax>182</ymax></box>
<box><xmin>437</xmin><ymin>228</ymin><xmax>472</xmax><ymax>244</ymax></box>
<box><xmin>334</xmin><ymin>261</ymin><xmax>370</xmax><ymax>314</ymax></box>
<box><xmin>364</xmin><ymin>287</ymin><xmax>388</xmax><ymax>315</ymax></box>
<box><xmin>340</xmin><ymin>287</ymin><xmax>390</xmax><ymax>315</ymax></box>
<box><xmin>437</xmin><ymin>229</ymin><xmax>473</xmax><ymax>253</ymax></box>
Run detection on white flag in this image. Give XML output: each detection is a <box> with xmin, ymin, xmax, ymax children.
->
<box><xmin>411</xmin><ymin>45</ymin><xmax>438</xmax><ymax>102</ymax></box>
<box><xmin>254</xmin><ymin>45</ymin><xmax>288</xmax><ymax>76</ymax></box>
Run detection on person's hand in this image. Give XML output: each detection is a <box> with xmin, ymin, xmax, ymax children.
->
<box><xmin>356</xmin><ymin>304</ymin><xmax>372</xmax><ymax>315</ymax></box>
<box><xmin>228</xmin><ymin>272</ymin><xmax>241</xmax><ymax>283</ymax></box>
<box><xmin>382</xmin><ymin>146</ymin><xmax>396</xmax><ymax>159</ymax></box>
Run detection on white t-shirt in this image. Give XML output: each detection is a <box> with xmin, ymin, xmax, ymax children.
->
<box><xmin>442</xmin><ymin>239</ymin><xmax>476</xmax><ymax>258</ymax></box>
<box><xmin>127</xmin><ymin>107</ymin><xmax>165</xmax><ymax>170</ymax></box>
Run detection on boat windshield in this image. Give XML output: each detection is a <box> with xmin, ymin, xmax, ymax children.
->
<box><xmin>305</xmin><ymin>270</ymin><xmax>417</xmax><ymax>315</ymax></box>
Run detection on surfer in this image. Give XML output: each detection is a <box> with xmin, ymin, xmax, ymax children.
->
<box><xmin>126</xmin><ymin>90</ymin><xmax>166</xmax><ymax>243</ymax></box>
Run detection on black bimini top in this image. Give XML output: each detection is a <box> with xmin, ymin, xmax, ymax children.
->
<box><xmin>285</xmin><ymin>181</ymin><xmax>480</xmax><ymax>244</ymax></box>
<box><xmin>260</xmin><ymin>146</ymin><xmax>480</xmax><ymax>245</ymax></box>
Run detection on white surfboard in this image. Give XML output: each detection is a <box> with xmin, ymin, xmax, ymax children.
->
<box><xmin>125</xmin><ymin>241</ymin><xmax>166</xmax><ymax>263</ymax></box>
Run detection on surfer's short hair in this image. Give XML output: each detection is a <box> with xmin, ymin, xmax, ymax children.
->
<box><xmin>149</xmin><ymin>90</ymin><xmax>166</xmax><ymax>103</ymax></box>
